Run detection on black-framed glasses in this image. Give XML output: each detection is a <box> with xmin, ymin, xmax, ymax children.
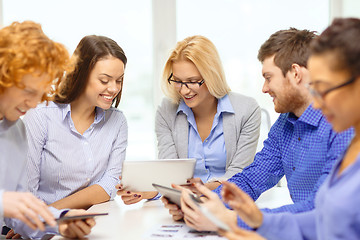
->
<box><xmin>307</xmin><ymin>76</ymin><xmax>357</xmax><ymax>100</ymax></box>
<box><xmin>167</xmin><ymin>73</ymin><xmax>205</xmax><ymax>90</ymax></box>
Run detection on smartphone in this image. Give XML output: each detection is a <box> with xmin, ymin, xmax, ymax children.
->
<box><xmin>189</xmin><ymin>194</ymin><xmax>231</xmax><ymax>232</ymax></box>
<box><xmin>55</xmin><ymin>213</ymin><xmax>108</xmax><ymax>223</ymax></box>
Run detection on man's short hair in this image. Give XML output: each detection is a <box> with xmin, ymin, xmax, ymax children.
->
<box><xmin>258</xmin><ymin>28</ymin><xmax>317</xmax><ymax>76</ymax></box>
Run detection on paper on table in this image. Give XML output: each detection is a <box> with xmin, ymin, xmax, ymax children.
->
<box><xmin>143</xmin><ymin>223</ymin><xmax>226</xmax><ymax>240</ymax></box>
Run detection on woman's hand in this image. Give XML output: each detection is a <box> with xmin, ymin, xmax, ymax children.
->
<box><xmin>58</xmin><ymin>209</ymin><xmax>96</xmax><ymax>239</ymax></box>
<box><xmin>116</xmin><ymin>180</ymin><xmax>157</xmax><ymax>205</ymax></box>
<box><xmin>219</xmin><ymin>226</ymin><xmax>266</xmax><ymax>240</ymax></box>
<box><xmin>221</xmin><ymin>181</ymin><xmax>263</xmax><ymax>229</ymax></box>
<box><xmin>3</xmin><ymin>192</ymin><xmax>56</xmax><ymax>231</ymax></box>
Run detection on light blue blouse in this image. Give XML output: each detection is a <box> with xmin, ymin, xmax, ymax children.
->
<box><xmin>257</xmin><ymin>149</ymin><xmax>360</xmax><ymax>240</ymax></box>
<box><xmin>177</xmin><ymin>95</ymin><xmax>234</xmax><ymax>183</ymax></box>
<box><xmin>0</xmin><ymin>118</ymin><xmax>65</xmax><ymax>239</ymax></box>
<box><xmin>24</xmin><ymin>102</ymin><xmax>128</xmax><ymax>204</ymax></box>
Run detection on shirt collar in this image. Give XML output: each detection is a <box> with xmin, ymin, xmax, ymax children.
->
<box><xmin>287</xmin><ymin>104</ymin><xmax>323</xmax><ymax>127</ymax></box>
<box><xmin>61</xmin><ymin>104</ymin><xmax>71</xmax><ymax>121</ymax></box>
<box><xmin>176</xmin><ymin>94</ymin><xmax>234</xmax><ymax>116</ymax></box>
<box><xmin>217</xmin><ymin>94</ymin><xmax>234</xmax><ymax>115</ymax></box>
<box><xmin>94</xmin><ymin>107</ymin><xmax>106</xmax><ymax>123</ymax></box>
<box><xmin>61</xmin><ymin>103</ymin><xmax>106</xmax><ymax>123</ymax></box>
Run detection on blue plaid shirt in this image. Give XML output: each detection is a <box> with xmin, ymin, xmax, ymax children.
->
<box><xmin>213</xmin><ymin>105</ymin><xmax>354</xmax><ymax>214</ymax></box>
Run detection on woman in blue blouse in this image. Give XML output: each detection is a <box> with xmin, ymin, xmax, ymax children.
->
<box><xmin>193</xmin><ymin>18</ymin><xmax>360</xmax><ymax>240</ymax></box>
<box><xmin>156</xmin><ymin>35</ymin><xmax>261</xmax><ymax>190</ymax></box>
<box><xmin>117</xmin><ymin>35</ymin><xmax>261</xmax><ymax>205</ymax></box>
<box><xmin>24</xmin><ymin>35</ymin><xmax>128</xmax><ymax>210</ymax></box>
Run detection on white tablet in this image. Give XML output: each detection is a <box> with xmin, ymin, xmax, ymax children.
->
<box><xmin>121</xmin><ymin>158</ymin><xmax>196</xmax><ymax>192</ymax></box>
<box><xmin>152</xmin><ymin>183</ymin><xmax>182</xmax><ymax>206</ymax></box>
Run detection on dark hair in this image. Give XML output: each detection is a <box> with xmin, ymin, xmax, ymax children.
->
<box><xmin>310</xmin><ymin>18</ymin><xmax>360</xmax><ymax>77</ymax></box>
<box><xmin>258</xmin><ymin>28</ymin><xmax>317</xmax><ymax>76</ymax></box>
<box><xmin>55</xmin><ymin>35</ymin><xmax>127</xmax><ymax>107</ymax></box>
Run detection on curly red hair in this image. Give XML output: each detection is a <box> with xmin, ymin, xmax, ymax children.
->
<box><xmin>0</xmin><ymin>21</ymin><xmax>72</xmax><ymax>101</ymax></box>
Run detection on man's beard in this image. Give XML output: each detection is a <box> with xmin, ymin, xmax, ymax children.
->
<box><xmin>274</xmin><ymin>84</ymin><xmax>306</xmax><ymax>114</ymax></box>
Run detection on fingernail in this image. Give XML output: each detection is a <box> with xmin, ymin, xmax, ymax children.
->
<box><xmin>138</xmin><ymin>195</ymin><xmax>141</xmax><ymax>198</ymax></box>
<box><xmin>134</xmin><ymin>194</ymin><xmax>138</xmax><ymax>197</ymax></box>
<box><xmin>127</xmin><ymin>191</ymin><xmax>131</xmax><ymax>194</ymax></box>
<box><xmin>186</xmin><ymin>180</ymin><xmax>190</xmax><ymax>183</ymax></box>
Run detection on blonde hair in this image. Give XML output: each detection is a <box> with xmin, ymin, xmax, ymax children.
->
<box><xmin>0</xmin><ymin>21</ymin><xmax>72</xmax><ymax>101</ymax></box>
<box><xmin>162</xmin><ymin>35</ymin><xmax>231</xmax><ymax>104</ymax></box>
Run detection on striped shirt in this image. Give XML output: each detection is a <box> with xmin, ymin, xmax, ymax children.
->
<box><xmin>214</xmin><ymin>104</ymin><xmax>354</xmax><ymax>214</ymax></box>
<box><xmin>23</xmin><ymin>102</ymin><xmax>128</xmax><ymax>204</ymax></box>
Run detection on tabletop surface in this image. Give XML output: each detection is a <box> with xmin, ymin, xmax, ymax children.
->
<box><xmin>51</xmin><ymin>185</ymin><xmax>292</xmax><ymax>240</ymax></box>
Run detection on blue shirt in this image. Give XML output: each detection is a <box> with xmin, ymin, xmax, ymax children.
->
<box><xmin>24</xmin><ymin>102</ymin><xmax>128</xmax><ymax>204</ymax></box>
<box><xmin>214</xmin><ymin>105</ymin><xmax>353</xmax><ymax>214</ymax></box>
<box><xmin>178</xmin><ymin>95</ymin><xmax>234</xmax><ymax>183</ymax></box>
<box><xmin>258</xmin><ymin>150</ymin><xmax>360</xmax><ymax>240</ymax></box>
<box><xmin>0</xmin><ymin>118</ymin><xmax>65</xmax><ymax>239</ymax></box>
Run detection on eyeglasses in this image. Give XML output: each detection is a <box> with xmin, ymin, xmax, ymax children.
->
<box><xmin>167</xmin><ymin>73</ymin><xmax>205</xmax><ymax>90</ymax></box>
<box><xmin>306</xmin><ymin>76</ymin><xmax>357</xmax><ymax>100</ymax></box>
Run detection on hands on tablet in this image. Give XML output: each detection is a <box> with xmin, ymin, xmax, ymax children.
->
<box><xmin>4</xmin><ymin>207</ymin><xmax>96</xmax><ymax>239</ymax></box>
<box><xmin>58</xmin><ymin>209</ymin><xmax>96</xmax><ymax>239</ymax></box>
<box><xmin>2</xmin><ymin>191</ymin><xmax>56</xmax><ymax>231</ymax></box>
<box><xmin>116</xmin><ymin>176</ymin><xmax>158</xmax><ymax>205</ymax></box>
<box><xmin>181</xmin><ymin>183</ymin><xmax>237</xmax><ymax>232</ymax></box>
<box><xmin>160</xmin><ymin>184</ymin><xmax>185</xmax><ymax>221</ymax></box>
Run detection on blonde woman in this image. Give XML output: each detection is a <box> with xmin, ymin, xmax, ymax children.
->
<box><xmin>118</xmin><ymin>35</ymin><xmax>261</xmax><ymax>205</ymax></box>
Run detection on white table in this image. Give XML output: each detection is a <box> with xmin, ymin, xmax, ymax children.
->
<box><xmin>53</xmin><ymin>186</ymin><xmax>292</xmax><ymax>240</ymax></box>
<box><xmin>53</xmin><ymin>197</ymin><xmax>173</xmax><ymax>240</ymax></box>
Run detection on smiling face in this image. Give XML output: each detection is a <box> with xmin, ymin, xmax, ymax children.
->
<box><xmin>0</xmin><ymin>72</ymin><xmax>50</xmax><ymax>121</ymax></box>
<box><xmin>308</xmin><ymin>54</ymin><xmax>360</xmax><ymax>132</ymax></box>
<box><xmin>172</xmin><ymin>60</ymin><xmax>215</xmax><ymax>111</ymax></box>
<box><xmin>261</xmin><ymin>55</ymin><xmax>306</xmax><ymax>114</ymax></box>
<box><xmin>81</xmin><ymin>56</ymin><xmax>125</xmax><ymax>110</ymax></box>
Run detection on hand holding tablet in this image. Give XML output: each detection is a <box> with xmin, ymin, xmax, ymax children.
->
<box><xmin>188</xmin><ymin>194</ymin><xmax>231</xmax><ymax>232</ymax></box>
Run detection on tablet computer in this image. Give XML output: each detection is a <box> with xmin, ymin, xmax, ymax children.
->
<box><xmin>121</xmin><ymin>158</ymin><xmax>196</xmax><ymax>191</ymax></box>
<box><xmin>152</xmin><ymin>183</ymin><xmax>182</xmax><ymax>206</ymax></box>
<box><xmin>44</xmin><ymin>213</ymin><xmax>108</xmax><ymax>225</ymax></box>
<box><xmin>56</xmin><ymin>213</ymin><xmax>109</xmax><ymax>223</ymax></box>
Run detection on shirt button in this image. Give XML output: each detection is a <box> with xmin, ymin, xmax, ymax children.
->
<box><xmin>205</xmin><ymin>140</ymin><xmax>208</xmax><ymax>143</ymax></box>
<box><xmin>293</xmin><ymin>167</ymin><xmax>295</xmax><ymax>171</ymax></box>
<box><xmin>298</xmin><ymin>137</ymin><xmax>301</xmax><ymax>141</ymax></box>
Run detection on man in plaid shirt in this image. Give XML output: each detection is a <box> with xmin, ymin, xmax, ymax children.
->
<box><xmin>163</xmin><ymin>28</ymin><xmax>354</xmax><ymax>231</ymax></box>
